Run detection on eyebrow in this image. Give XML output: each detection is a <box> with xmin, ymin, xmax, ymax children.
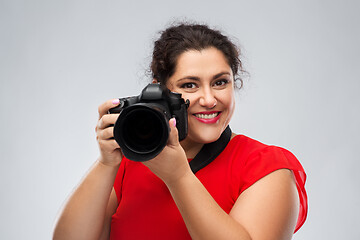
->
<box><xmin>177</xmin><ymin>72</ymin><xmax>231</xmax><ymax>82</ymax></box>
<box><xmin>214</xmin><ymin>72</ymin><xmax>231</xmax><ymax>79</ymax></box>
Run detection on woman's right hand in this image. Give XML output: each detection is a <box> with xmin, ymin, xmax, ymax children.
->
<box><xmin>96</xmin><ymin>99</ymin><xmax>123</xmax><ymax>166</ymax></box>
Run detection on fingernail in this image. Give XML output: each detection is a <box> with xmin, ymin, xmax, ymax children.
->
<box><xmin>171</xmin><ymin>118</ymin><xmax>176</xmax><ymax>127</ymax></box>
<box><xmin>112</xmin><ymin>99</ymin><xmax>120</xmax><ymax>105</ymax></box>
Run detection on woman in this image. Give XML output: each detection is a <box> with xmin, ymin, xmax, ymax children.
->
<box><xmin>53</xmin><ymin>23</ymin><xmax>307</xmax><ymax>240</ymax></box>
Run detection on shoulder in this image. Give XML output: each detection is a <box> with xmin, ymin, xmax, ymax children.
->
<box><xmin>226</xmin><ymin>134</ymin><xmax>303</xmax><ymax>170</ymax></box>
<box><xmin>225</xmin><ymin>134</ymin><xmax>306</xmax><ymax>202</ymax></box>
<box><xmin>228</xmin><ymin>134</ymin><xmax>307</xmax><ymax>233</ymax></box>
<box><xmin>224</xmin><ymin>134</ymin><xmax>276</xmax><ymax>162</ymax></box>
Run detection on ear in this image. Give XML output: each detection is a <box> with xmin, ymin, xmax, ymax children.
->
<box><xmin>152</xmin><ymin>79</ymin><xmax>158</xmax><ymax>84</ymax></box>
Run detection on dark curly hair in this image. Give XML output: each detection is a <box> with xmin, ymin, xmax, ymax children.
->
<box><xmin>150</xmin><ymin>23</ymin><xmax>245</xmax><ymax>88</ymax></box>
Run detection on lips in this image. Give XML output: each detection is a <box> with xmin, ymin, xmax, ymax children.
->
<box><xmin>193</xmin><ymin>111</ymin><xmax>221</xmax><ymax>124</ymax></box>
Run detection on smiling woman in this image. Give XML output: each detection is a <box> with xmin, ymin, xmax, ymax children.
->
<box><xmin>53</xmin><ymin>22</ymin><xmax>307</xmax><ymax>240</ymax></box>
<box><xmin>165</xmin><ymin>48</ymin><xmax>235</xmax><ymax>149</ymax></box>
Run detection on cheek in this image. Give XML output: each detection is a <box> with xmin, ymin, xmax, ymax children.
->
<box><xmin>223</xmin><ymin>92</ymin><xmax>236</xmax><ymax>117</ymax></box>
<box><xmin>221</xmin><ymin>89</ymin><xmax>235</xmax><ymax>105</ymax></box>
<box><xmin>228</xmin><ymin>100</ymin><xmax>235</xmax><ymax>118</ymax></box>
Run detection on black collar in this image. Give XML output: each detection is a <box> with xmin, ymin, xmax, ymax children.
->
<box><xmin>189</xmin><ymin>126</ymin><xmax>232</xmax><ymax>174</ymax></box>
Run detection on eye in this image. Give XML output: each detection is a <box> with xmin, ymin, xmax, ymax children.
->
<box><xmin>213</xmin><ymin>79</ymin><xmax>229</xmax><ymax>87</ymax></box>
<box><xmin>180</xmin><ymin>82</ymin><xmax>197</xmax><ymax>89</ymax></box>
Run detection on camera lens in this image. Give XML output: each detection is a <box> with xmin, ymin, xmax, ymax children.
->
<box><xmin>114</xmin><ymin>104</ymin><xmax>169</xmax><ymax>161</ymax></box>
<box><xmin>123</xmin><ymin>108</ymin><xmax>163</xmax><ymax>153</ymax></box>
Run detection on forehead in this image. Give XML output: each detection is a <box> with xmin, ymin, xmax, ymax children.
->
<box><xmin>173</xmin><ymin>47</ymin><xmax>232</xmax><ymax>77</ymax></box>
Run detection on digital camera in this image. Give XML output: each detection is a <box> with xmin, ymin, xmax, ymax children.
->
<box><xmin>109</xmin><ymin>83</ymin><xmax>189</xmax><ymax>162</ymax></box>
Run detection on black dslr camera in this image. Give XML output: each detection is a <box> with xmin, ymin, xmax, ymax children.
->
<box><xmin>109</xmin><ymin>84</ymin><xmax>189</xmax><ymax>162</ymax></box>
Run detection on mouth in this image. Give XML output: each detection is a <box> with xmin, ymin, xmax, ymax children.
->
<box><xmin>193</xmin><ymin>111</ymin><xmax>221</xmax><ymax>123</ymax></box>
<box><xmin>194</xmin><ymin>112</ymin><xmax>219</xmax><ymax>119</ymax></box>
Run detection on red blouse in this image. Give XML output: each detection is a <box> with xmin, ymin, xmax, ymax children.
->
<box><xmin>110</xmin><ymin>135</ymin><xmax>307</xmax><ymax>239</ymax></box>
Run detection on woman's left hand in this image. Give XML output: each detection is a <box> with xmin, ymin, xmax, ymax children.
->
<box><xmin>142</xmin><ymin>118</ymin><xmax>192</xmax><ymax>185</ymax></box>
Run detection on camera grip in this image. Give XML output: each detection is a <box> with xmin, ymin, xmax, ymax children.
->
<box><xmin>172</xmin><ymin>99</ymin><xmax>189</xmax><ymax>141</ymax></box>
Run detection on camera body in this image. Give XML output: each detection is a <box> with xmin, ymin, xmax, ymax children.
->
<box><xmin>109</xmin><ymin>83</ymin><xmax>189</xmax><ymax>161</ymax></box>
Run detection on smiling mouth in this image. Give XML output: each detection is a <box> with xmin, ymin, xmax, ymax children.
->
<box><xmin>193</xmin><ymin>112</ymin><xmax>220</xmax><ymax>119</ymax></box>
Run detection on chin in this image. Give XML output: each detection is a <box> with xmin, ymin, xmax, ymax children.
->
<box><xmin>185</xmin><ymin>113</ymin><xmax>231</xmax><ymax>144</ymax></box>
<box><xmin>187</xmin><ymin>128</ymin><xmax>224</xmax><ymax>144</ymax></box>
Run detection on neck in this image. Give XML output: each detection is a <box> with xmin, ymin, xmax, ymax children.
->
<box><xmin>180</xmin><ymin>131</ymin><xmax>237</xmax><ymax>159</ymax></box>
<box><xmin>180</xmin><ymin>139</ymin><xmax>204</xmax><ymax>159</ymax></box>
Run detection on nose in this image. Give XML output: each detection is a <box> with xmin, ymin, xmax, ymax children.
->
<box><xmin>199</xmin><ymin>87</ymin><xmax>217</xmax><ymax>109</ymax></box>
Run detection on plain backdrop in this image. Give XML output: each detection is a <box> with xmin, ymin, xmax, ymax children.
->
<box><xmin>1</xmin><ymin>0</ymin><xmax>359</xmax><ymax>239</ymax></box>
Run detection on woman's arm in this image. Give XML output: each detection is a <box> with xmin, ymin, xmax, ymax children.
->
<box><xmin>53</xmin><ymin>161</ymin><xmax>119</xmax><ymax>240</ymax></box>
<box><xmin>229</xmin><ymin>169</ymin><xmax>299</xmax><ymax>240</ymax></box>
<box><xmin>167</xmin><ymin>169</ymin><xmax>298</xmax><ymax>240</ymax></box>
<box><xmin>53</xmin><ymin>99</ymin><xmax>122</xmax><ymax>240</ymax></box>
<box><xmin>144</xmin><ymin>121</ymin><xmax>299</xmax><ymax>240</ymax></box>
<box><xmin>98</xmin><ymin>189</ymin><xmax>119</xmax><ymax>240</ymax></box>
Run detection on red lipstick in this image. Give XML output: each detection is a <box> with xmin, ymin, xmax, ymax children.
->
<box><xmin>193</xmin><ymin>111</ymin><xmax>221</xmax><ymax>124</ymax></box>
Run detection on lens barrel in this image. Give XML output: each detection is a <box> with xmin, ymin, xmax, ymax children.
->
<box><xmin>113</xmin><ymin>104</ymin><xmax>170</xmax><ymax>161</ymax></box>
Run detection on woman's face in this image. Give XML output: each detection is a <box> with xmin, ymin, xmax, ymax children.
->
<box><xmin>166</xmin><ymin>47</ymin><xmax>235</xmax><ymax>145</ymax></box>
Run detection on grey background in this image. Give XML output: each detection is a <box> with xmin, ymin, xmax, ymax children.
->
<box><xmin>1</xmin><ymin>0</ymin><xmax>359</xmax><ymax>239</ymax></box>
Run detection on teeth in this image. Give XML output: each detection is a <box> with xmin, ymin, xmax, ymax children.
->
<box><xmin>195</xmin><ymin>113</ymin><xmax>219</xmax><ymax>119</ymax></box>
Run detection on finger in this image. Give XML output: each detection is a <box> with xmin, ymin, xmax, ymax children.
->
<box><xmin>98</xmin><ymin>139</ymin><xmax>120</xmax><ymax>152</ymax></box>
<box><xmin>98</xmin><ymin>113</ymin><xmax>120</xmax><ymax>130</ymax></box>
<box><xmin>167</xmin><ymin>118</ymin><xmax>179</xmax><ymax>147</ymax></box>
<box><xmin>97</xmin><ymin>126</ymin><xmax>114</xmax><ymax>140</ymax></box>
<box><xmin>98</xmin><ymin>99</ymin><xmax>120</xmax><ymax>120</ymax></box>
